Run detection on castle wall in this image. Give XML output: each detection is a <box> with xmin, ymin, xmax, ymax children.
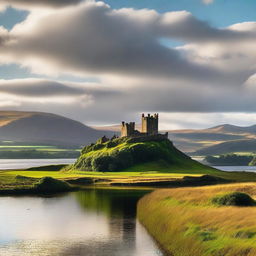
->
<box><xmin>141</xmin><ymin>113</ymin><xmax>158</xmax><ymax>135</ymax></box>
<box><xmin>121</xmin><ymin>122</ymin><xmax>136</xmax><ymax>137</ymax></box>
<box><xmin>121</xmin><ymin>113</ymin><xmax>160</xmax><ymax>137</ymax></box>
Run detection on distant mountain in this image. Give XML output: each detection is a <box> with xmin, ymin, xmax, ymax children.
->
<box><xmin>165</xmin><ymin>124</ymin><xmax>256</xmax><ymax>154</ymax></box>
<box><xmin>92</xmin><ymin>124</ymin><xmax>121</xmax><ymax>132</ymax></box>
<box><xmin>0</xmin><ymin>111</ymin><xmax>116</xmax><ymax>147</ymax></box>
<box><xmin>168</xmin><ymin>124</ymin><xmax>256</xmax><ymax>135</ymax></box>
<box><xmin>204</xmin><ymin>124</ymin><xmax>256</xmax><ymax>134</ymax></box>
<box><xmin>4</xmin><ymin>111</ymin><xmax>256</xmax><ymax>155</ymax></box>
<box><xmin>195</xmin><ymin>140</ymin><xmax>256</xmax><ymax>155</ymax></box>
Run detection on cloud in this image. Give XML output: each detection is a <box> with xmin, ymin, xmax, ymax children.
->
<box><xmin>0</xmin><ymin>78</ymin><xmax>124</xmax><ymax>118</ymax></box>
<box><xmin>202</xmin><ymin>0</ymin><xmax>214</xmax><ymax>5</ymax></box>
<box><xmin>0</xmin><ymin>78</ymin><xmax>96</xmax><ymax>108</ymax></box>
<box><xmin>0</xmin><ymin>0</ymin><xmax>84</xmax><ymax>10</ymax></box>
<box><xmin>0</xmin><ymin>2</ymin><xmax>256</xmax><ymax>128</ymax></box>
<box><xmin>1</xmin><ymin>1</ymin><xmax>252</xmax><ymax>85</ymax></box>
<box><xmin>159</xmin><ymin>112</ymin><xmax>256</xmax><ymax>130</ymax></box>
<box><xmin>2</xmin><ymin>76</ymin><xmax>256</xmax><ymax>128</ymax></box>
<box><xmin>0</xmin><ymin>26</ymin><xmax>9</xmax><ymax>44</ymax></box>
<box><xmin>0</xmin><ymin>78</ymin><xmax>87</xmax><ymax>96</ymax></box>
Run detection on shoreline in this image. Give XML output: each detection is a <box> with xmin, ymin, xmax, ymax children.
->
<box><xmin>2</xmin><ymin>162</ymin><xmax>256</xmax><ymax>196</ymax></box>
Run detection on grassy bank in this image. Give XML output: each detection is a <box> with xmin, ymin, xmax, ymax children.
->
<box><xmin>0</xmin><ymin>168</ymin><xmax>202</xmax><ymax>189</ymax></box>
<box><xmin>3</xmin><ymin>162</ymin><xmax>256</xmax><ymax>190</ymax></box>
<box><xmin>0</xmin><ymin>173</ymin><xmax>75</xmax><ymax>195</ymax></box>
<box><xmin>138</xmin><ymin>183</ymin><xmax>256</xmax><ymax>256</ymax></box>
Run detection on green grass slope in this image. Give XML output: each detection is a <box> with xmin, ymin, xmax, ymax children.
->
<box><xmin>70</xmin><ymin>135</ymin><xmax>219</xmax><ymax>174</ymax></box>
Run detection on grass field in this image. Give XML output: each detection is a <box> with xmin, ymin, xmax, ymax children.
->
<box><xmin>1</xmin><ymin>163</ymin><xmax>256</xmax><ymax>191</ymax></box>
<box><xmin>0</xmin><ymin>168</ymin><xmax>203</xmax><ymax>190</ymax></box>
<box><xmin>138</xmin><ymin>183</ymin><xmax>256</xmax><ymax>256</ymax></box>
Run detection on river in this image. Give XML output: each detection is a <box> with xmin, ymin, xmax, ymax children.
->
<box><xmin>214</xmin><ymin>166</ymin><xmax>256</xmax><ymax>172</ymax></box>
<box><xmin>0</xmin><ymin>188</ymin><xmax>164</xmax><ymax>256</ymax></box>
<box><xmin>0</xmin><ymin>159</ymin><xmax>76</xmax><ymax>170</ymax></box>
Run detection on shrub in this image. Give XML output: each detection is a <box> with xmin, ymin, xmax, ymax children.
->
<box><xmin>106</xmin><ymin>141</ymin><xmax>118</xmax><ymax>148</ymax></box>
<box><xmin>115</xmin><ymin>149</ymin><xmax>133</xmax><ymax>167</ymax></box>
<box><xmin>130</xmin><ymin>142</ymin><xmax>170</xmax><ymax>164</ymax></box>
<box><xmin>92</xmin><ymin>144</ymin><xmax>104</xmax><ymax>151</ymax></box>
<box><xmin>16</xmin><ymin>175</ymin><xmax>31</xmax><ymax>180</ymax></box>
<box><xmin>212</xmin><ymin>192</ymin><xmax>255</xmax><ymax>206</ymax></box>
<box><xmin>81</xmin><ymin>145</ymin><xmax>93</xmax><ymax>154</ymax></box>
<box><xmin>34</xmin><ymin>177</ymin><xmax>72</xmax><ymax>193</ymax></box>
<box><xmin>92</xmin><ymin>156</ymin><xmax>113</xmax><ymax>172</ymax></box>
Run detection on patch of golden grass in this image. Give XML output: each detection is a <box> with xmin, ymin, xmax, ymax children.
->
<box><xmin>138</xmin><ymin>183</ymin><xmax>256</xmax><ymax>256</ymax></box>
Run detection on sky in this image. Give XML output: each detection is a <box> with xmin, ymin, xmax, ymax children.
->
<box><xmin>0</xmin><ymin>0</ymin><xmax>256</xmax><ymax>129</ymax></box>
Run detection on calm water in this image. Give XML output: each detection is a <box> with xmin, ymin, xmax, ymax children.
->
<box><xmin>214</xmin><ymin>166</ymin><xmax>256</xmax><ymax>172</ymax></box>
<box><xmin>0</xmin><ymin>188</ymin><xmax>164</xmax><ymax>256</ymax></box>
<box><xmin>0</xmin><ymin>159</ymin><xmax>76</xmax><ymax>170</ymax></box>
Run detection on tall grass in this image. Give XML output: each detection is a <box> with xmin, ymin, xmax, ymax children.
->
<box><xmin>138</xmin><ymin>183</ymin><xmax>256</xmax><ymax>256</ymax></box>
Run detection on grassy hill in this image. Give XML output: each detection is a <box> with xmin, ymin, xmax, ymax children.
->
<box><xmin>0</xmin><ymin>111</ymin><xmax>116</xmax><ymax>147</ymax></box>
<box><xmin>70</xmin><ymin>135</ymin><xmax>219</xmax><ymax>174</ymax></box>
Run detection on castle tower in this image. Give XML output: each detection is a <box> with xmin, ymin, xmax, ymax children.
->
<box><xmin>121</xmin><ymin>122</ymin><xmax>136</xmax><ymax>137</ymax></box>
<box><xmin>141</xmin><ymin>113</ymin><xmax>158</xmax><ymax>135</ymax></box>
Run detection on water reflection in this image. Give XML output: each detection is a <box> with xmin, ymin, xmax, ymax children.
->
<box><xmin>0</xmin><ymin>188</ymin><xmax>164</xmax><ymax>256</ymax></box>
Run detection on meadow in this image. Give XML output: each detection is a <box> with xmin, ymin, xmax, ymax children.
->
<box><xmin>0</xmin><ymin>167</ymin><xmax>202</xmax><ymax>191</ymax></box>
<box><xmin>138</xmin><ymin>183</ymin><xmax>256</xmax><ymax>256</ymax></box>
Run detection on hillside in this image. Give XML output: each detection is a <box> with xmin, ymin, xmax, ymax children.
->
<box><xmin>0</xmin><ymin>111</ymin><xmax>115</xmax><ymax>147</ymax></box>
<box><xmin>206</xmin><ymin>124</ymin><xmax>256</xmax><ymax>134</ymax></box>
<box><xmin>195</xmin><ymin>139</ymin><xmax>256</xmax><ymax>155</ymax></box>
<box><xmin>70</xmin><ymin>135</ymin><xmax>218</xmax><ymax>174</ymax></box>
<box><xmin>164</xmin><ymin>124</ymin><xmax>256</xmax><ymax>154</ymax></box>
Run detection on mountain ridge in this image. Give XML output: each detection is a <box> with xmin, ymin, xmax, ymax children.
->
<box><xmin>0</xmin><ymin>111</ymin><xmax>116</xmax><ymax>147</ymax></box>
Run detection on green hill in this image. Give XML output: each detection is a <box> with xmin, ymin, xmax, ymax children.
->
<box><xmin>71</xmin><ymin>135</ymin><xmax>218</xmax><ymax>174</ymax></box>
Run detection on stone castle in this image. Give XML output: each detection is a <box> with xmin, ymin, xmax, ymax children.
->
<box><xmin>121</xmin><ymin>113</ymin><xmax>168</xmax><ymax>138</ymax></box>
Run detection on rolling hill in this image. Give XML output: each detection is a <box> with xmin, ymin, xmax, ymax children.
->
<box><xmin>195</xmin><ymin>139</ymin><xmax>256</xmax><ymax>155</ymax></box>
<box><xmin>165</xmin><ymin>124</ymin><xmax>256</xmax><ymax>155</ymax></box>
<box><xmin>2</xmin><ymin>111</ymin><xmax>256</xmax><ymax>155</ymax></box>
<box><xmin>0</xmin><ymin>111</ymin><xmax>116</xmax><ymax>147</ymax></box>
<box><xmin>94</xmin><ymin>123</ymin><xmax>256</xmax><ymax>155</ymax></box>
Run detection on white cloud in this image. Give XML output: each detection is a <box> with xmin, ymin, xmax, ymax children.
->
<box><xmin>0</xmin><ymin>2</ymin><xmax>255</xmax><ymax>128</ymax></box>
<box><xmin>160</xmin><ymin>112</ymin><xmax>256</xmax><ymax>130</ymax></box>
<box><xmin>0</xmin><ymin>78</ymin><xmax>96</xmax><ymax>108</ymax></box>
<box><xmin>0</xmin><ymin>1</ymin><xmax>249</xmax><ymax>82</ymax></box>
<box><xmin>0</xmin><ymin>0</ymin><xmax>84</xmax><ymax>10</ymax></box>
<box><xmin>202</xmin><ymin>0</ymin><xmax>214</xmax><ymax>5</ymax></box>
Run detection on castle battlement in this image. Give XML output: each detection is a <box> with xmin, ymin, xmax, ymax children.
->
<box><xmin>121</xmin><ymin>122</ymin><xmax>136</xmax><ymax>137</ymax></box>
<box><xmin>121</xmin><ymin>113</ymin><xmax>167</xmax><ymax>138</ymax></box>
